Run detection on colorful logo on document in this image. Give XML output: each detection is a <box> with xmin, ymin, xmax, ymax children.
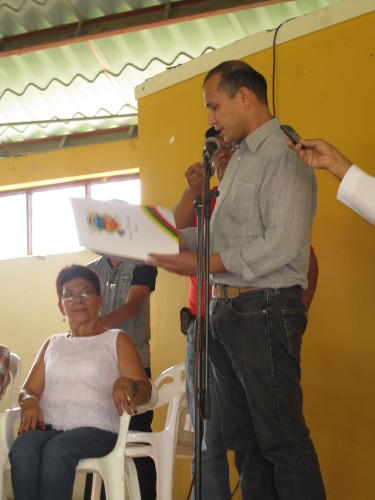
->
<box><xmin>87</xmin><ymin>212</ymin><xmax>125</xmax><ymax>236</ymax></box>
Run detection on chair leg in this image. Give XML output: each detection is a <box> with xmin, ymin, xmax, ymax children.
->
<box><xmin>124</xmin><ymin>458</ymin><xmax>141</xmax><ymax>500</ymax></box>
<box><xmin>0</xmin><ymin>469</ymin><xmax>9</xmax><ymax>500</ymax></box>
<box><xmin>154</xmin><ymin>451</ymin><xmax>175</xmax><ymax>500</ymax></box>
<box><xmin>91</xmin><ymin>473</ymin><xmax>103</xmax><ymax>500</ymax></box>
<box><xmin>100</xmin><ymin>461</ymin><xmax>128</xmax><ymax>500</ymax></box>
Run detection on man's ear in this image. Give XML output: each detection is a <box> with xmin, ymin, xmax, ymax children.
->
<box><xmin>237</xmin><ymin>87</ymin><xmax>252</xmax><ymax>109</ymax></box>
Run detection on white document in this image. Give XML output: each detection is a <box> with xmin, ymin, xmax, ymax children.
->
<box><xmin>71</xmin><ymin>198</ymin><xmax>178</xmax><ymax>262</ymax></box>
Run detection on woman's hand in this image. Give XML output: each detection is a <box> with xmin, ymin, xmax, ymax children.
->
<box><xmin>18</xmin><ymin>398</ymin><xmax>44</xmax><ymax>434</ymax></box>
<box><xmin>113</xmin><ymin>377</ymin><xmax>138</xmax><ymax>416</ymax></box>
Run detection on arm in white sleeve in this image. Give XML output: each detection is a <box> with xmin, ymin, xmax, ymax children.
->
<box><xmin>337</xmin><ymin>165</ymin><xmax>375</xmax><ymax>226</ymax></box>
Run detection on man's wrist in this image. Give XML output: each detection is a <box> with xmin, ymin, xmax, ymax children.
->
<box><xmin>329</xmin><ymin>154</ymin><xmax>352</xmax><ymax>181</ymax></box>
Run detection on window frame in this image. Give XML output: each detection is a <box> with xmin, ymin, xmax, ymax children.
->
<box><xmin>0</xmin><ymin>173</ymin><xmax>140</xmax><ymax>258</ymax></box>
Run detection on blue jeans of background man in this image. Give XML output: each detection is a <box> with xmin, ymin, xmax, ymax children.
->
<box><xmin>9</xmin><ymin>426</ymin><xmax>117</xmax><ymax>500</ymax></box>
<box><xmin>209</xmin><ymin>286</ymin><xmax>326</xmax><ymax>500</ymax></box>
<box><xmin>186</xmin><ymin>318</ymin><xmax>231</xmax><ymax>500</ymax></box>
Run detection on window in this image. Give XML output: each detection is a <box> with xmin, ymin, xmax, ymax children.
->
<box><xmin>32</xmin><ymin>185</ymin><xmax>85</xmax><ymax>256</ymax></box>
<box><xmin>0</xmin><ymin>193</ymin><xmax>27</xmax><ymax>260</ymax></box>
<box><xmin>0</xmin><ymin>176</ymin><xmax>140</xmax><ymax>260</ymax></box>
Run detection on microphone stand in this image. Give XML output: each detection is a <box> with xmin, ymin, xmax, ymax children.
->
<box><xmin>193</xmin><ymin>155</ymin><xmax>217</xmax><ymax>500</ymax></box>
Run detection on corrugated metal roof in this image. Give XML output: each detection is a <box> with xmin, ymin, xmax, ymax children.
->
<box><xmin>0</xmin><ymin>0</ymin><xmax>344</xmax><ymax>156</ymax></box>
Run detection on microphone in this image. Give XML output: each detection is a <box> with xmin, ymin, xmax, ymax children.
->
<box><xmin>203</xmin><ymin>137</ymin><xmax>221</xmax><ymax>163</ymax></box>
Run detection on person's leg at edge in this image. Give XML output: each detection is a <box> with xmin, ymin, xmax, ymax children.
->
<box><xmin>186</xmin><ymin>318</ymin><xmax>231</xmax><ymax>500</ymax></box>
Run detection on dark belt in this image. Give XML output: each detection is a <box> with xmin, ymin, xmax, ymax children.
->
<box><xmin>212</xmin><ymin>284</ymin><xmax>259</xmax><ymax>300</ymax></box>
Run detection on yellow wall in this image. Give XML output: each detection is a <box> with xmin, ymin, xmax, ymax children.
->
<box><xmin>0</xmin><ymin>138</ymin><xmax>139</xmax><ymax>191</ymax></box>
<box><xmin>137</xmin><ymin>10</ymin><xmax>375</xmax><ymax>500</ymax></box>
<box><xmin>1</xmin><ymin>6</ymin><xmax>375</xmax><ymax>500</ymax></box>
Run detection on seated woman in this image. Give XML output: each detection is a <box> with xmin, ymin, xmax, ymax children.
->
<box><xmin>9</xmin><ymin>264</ymin><xmax>152</xmax><ymax>500</ymax></box>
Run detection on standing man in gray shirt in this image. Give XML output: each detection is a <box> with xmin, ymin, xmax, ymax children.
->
<box><xmin>148</xmin><ymin>60</ymin><xmax>326</xmax><ymax>499</ymax></box>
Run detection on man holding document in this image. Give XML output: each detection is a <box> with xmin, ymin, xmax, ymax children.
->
<box><xmin>148</xmin><ymin>60</ymin><xmax>326</xmax><ymax>499</ymax></box>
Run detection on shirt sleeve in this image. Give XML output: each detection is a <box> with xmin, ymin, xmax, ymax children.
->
<box><xmin>179</xmin><ymin>227</ymin><xmax>198</xmax><ymax>251</ymax></box>
<box><xmin>337</xmin><ymin>164</ymin><xmax>375</xmax><ymax>226</ymax></box>
<box><xmin>131</xmin><ymin>265</ymin><xmax>158</xmax><ymax>292</ymax></box>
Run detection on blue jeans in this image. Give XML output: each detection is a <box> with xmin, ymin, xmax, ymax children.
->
<box><xmin>9</xmin><ymin>427</ymin><xmax>117</xmax><ymax>500</ymax></box>
<box><xmin>209</xmin><ymin>286</ymin><xmax>326</xmax><ymax>500</ymax></box>
<box><xmin>186</xmin><ymin>318</ymin><xmax>231</xmax><ymax>500</ymax></box>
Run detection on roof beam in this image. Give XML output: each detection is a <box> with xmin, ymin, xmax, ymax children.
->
<box><xmin>0</xmin><ymin>0</ymin><xmax>288</xmax><ymax>57</ymax></box>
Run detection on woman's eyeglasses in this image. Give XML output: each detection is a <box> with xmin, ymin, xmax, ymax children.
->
<box><xmin>61</xmin><ymin>289</ymin><xmax>95</xmax><ymax>302</ymax></box>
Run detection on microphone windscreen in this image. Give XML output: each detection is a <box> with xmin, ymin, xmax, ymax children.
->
<box><xmin>203</xmin><ymin>137</ymin><xmax>221</xmax><ymax>163</ymax></box>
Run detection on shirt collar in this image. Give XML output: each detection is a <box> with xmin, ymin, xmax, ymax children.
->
<box><xmin>241</xmin><ymin>116</ymin><xmax>280</xmax><ymax>154</ymax></box>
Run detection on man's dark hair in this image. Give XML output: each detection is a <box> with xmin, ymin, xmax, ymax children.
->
<box><xmin>56</xmin><ymin>264</ymin><xmax>101</xmax><ymax>298</ymax></box>
<box><xmin>203</xmin><ymin>60</ymin><xmax>268</xmax><ymax>105</ymax></box>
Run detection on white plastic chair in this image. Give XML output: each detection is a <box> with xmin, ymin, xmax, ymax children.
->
<box><xmin>125</xmin><ymin>363</ymin><xmax>193</xmax><ymax>500</ymax></box>
<box><xmin>0</xmin><ymin>352</ymin><xmax>21</xmax><ymax>409</ymax></box>
<box><xmin>9</xmin><ymin>353</ymin><xmax>22</xmax><ymax>410</ymax></box>
<box><xmin>0</xmin><ymin>352</ymin><xmax>22</xmax><ymax>499</ymax></box>
<box><xmin>0</xmin><ymin>406</ymin><xmax>21</xmax><ymax>500</ymax></box>
<box><xmin>0</xmin><ymin>382</ymin><xmax>158</xmax><ymax>500</ymax></box>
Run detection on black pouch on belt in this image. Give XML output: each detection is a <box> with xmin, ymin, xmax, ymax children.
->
<box><xmin>179</xmin><ymin>307</ymin><xmax>191</xmax><ymax>335</ymax></box>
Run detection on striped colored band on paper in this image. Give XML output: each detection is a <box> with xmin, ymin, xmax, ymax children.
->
<box><xmin>141</xmin><ymin>205</ymin><xmax>178</xmax><ymax>241</ymax></box>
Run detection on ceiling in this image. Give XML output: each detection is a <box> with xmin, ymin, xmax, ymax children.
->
<box><xmin>0</xmin><ymin>0</ymin><xmax>343</xmax><ymax>157</ymax></box>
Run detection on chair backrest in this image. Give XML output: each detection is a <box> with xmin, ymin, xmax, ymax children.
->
<box><xmin>175</xmin><ymin>394</ymin><xmax>194</xmax><ymax>458</ymax></box>
<box><xmin>9</xmin><ymin>354</ymin><xmax>21</xmax><ymax>409</ymax></box>
<box><xmin>152</xmin><ymin>363</ymin><xmax>186</xmax><ymax>430</ymax></box>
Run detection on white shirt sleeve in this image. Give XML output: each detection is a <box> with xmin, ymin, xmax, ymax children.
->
<box><xmin>337</xmin><ymin>164</ymin><xmax>375</xmax><ymax>226</ymax></box>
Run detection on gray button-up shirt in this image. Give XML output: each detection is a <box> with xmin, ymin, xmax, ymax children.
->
<box><xmin>182</xmin><ymin>117</ymin><xmax>316</xmax><ymax>290</ymax></box>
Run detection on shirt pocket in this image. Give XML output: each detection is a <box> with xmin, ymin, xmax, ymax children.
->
<box><xmin>222</xmin><ymin>182</ymin><xmax>258</xmax><ymax>231</ymax></box>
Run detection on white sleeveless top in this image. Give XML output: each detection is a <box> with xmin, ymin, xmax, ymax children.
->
<box><xmin>40</xmin><ymin>329</ymin><xmax>122</xmax><ymax>433</ymax></box>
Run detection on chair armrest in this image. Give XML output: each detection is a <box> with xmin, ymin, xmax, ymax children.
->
<box><xmin>126</xmin><ymin>429</ymin><xmax>155</xmax><ymax>445</ymax></box>
<box><xmin>116</xmin><ymin>382</ymin><xmax>157</xmax><ymax>447</ymax></box>
<box><xmin>0</xmin><ymin>407</ymin><xmax>21</xmax><ymax>453</ymax></box>
<box><xmin>136</xmin><ymin>380</ymin><xmax>157</xmax><ymax>415</ymax></box>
